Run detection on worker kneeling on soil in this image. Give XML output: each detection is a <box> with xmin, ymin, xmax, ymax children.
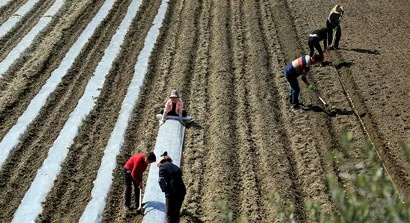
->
<box><xmin>284</xmin><ymin>55</ymin><xmax>320</xmax><ymax>109</ymax></box>
<box><xmin>157</xmin><ymin>152</ymin><xmax>186</xmax><ymax>223</ymax></box>
<box><xmin>160</xmin><ymin>89</ymin><xmax>188</xmax><ymax>125</ymax></box>
<box><xmin>123</xmin><ymin>151</ymin><xmax>156</xmax><ymax>211</ymax></box>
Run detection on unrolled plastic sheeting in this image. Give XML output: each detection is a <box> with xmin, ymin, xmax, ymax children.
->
<box><xmin>142</xmin><ymin>120</ymin><xmax>185</xmax><ymax>223</ymax></box>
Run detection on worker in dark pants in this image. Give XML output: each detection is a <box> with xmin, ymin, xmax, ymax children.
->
<box><xmin>284</xmin><ymin>55</ymin><xmax>320</xmax><ymax>109</ymax></box>
<box><xmin>123</xmin><ymin>152</ymin><xmax>156</xmax><ymax>211</ymax></box>
<box><xmin>308</xmin><ymin>27</ymin><xmax>328</xmax><ymax>64</ymax></box>
<box><xmin>326</xmin><ymin>5</ymin><xmax>344</xmax><ymax>49</ymax></box>
<box><xmin>160</xmin><ymin>89</ymin><xmax>188</xmax><ymax>126</ymax></box>
<box><xmin>157</xmin><ymin>152</ymin><xmax>186</xmax><ymax>223</ymax></box>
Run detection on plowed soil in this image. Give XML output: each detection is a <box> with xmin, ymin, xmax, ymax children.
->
<box><xmin>0</xmin><ymin>0</ymin><xmax>409</xmax><ymax>222</ymax></box>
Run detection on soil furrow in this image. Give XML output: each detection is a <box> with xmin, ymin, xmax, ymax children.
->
<box><xmin>0</xmin><ymin>0</ymin><xmax>408</xmax><ymax>222</ymax></box>
<box><xmin>282</xmin><ymin>0</ymin><xmax>369</xmax><ymax>198</ymax></box>
<box><xmin>324</xmin><ymin>0</ymin><xmax>410</xmax><ymax>198</ymax></box>
<box><xmin>181</xmin><ymin>0</ymin><xmax>212</xmax><ymax>221</ymax></box>
<box><xmin>0</xmin><ymin>0</ymin><xmax>105</xmax><ymax>140</ymax></box>
<box><xmin>230</xmin><ymin>1</ymin><xmax>263</xmax><ymax>222</ymax></box>
<box><xmin>198</xmin><ymin>1</ymin><xmax>242</xmax><ymax>222</ymax></box>
<box><xmin>160</xmin><ymin>0</ymin><xmax>201</xmax><ymax>107</ymax></box>
<box><xmin>37</xmin><ymin>1</ymin><xmax>162</xmax><ymax>222</ymax></box>
<box><xmin>0</xmin><ymin>0</ymin><xmax>27</xmax><ymax>24</ymax></box>
<box><xmin>0</xmin><ymin>0</ymin><xmax>54</xmax><ymax>61</ymax></box>
<box><xmin>246</xmin><ymin>1</ymin><xmax>310</xmax><ymax>222</ymax></box>
<box><xmin>287</xmin><ymin>0</ymin><xmax>408</xmax><ymax>198</ymax></box>
<box><xmin>0</xmin><ymin>1</ymin><xmax>129</xmax><ymax>221</ymax></box>
<box><xmin>102</xmin><ymin>0</ymin><xmax>204</xmax><ymax>221</ymax></box>
<box><xmin>262</xmin><ymin>0</ymin><xmax>355</xmax><ymax>220</ymax></box>
<box><xmin>101</xmin><ymin>0</ymin><xmax>193</xmax><ymax>222</ymax></box>
<box><xmin>257</xmin><ymin>2</ymin><xmax>314</xmax><ymax>222</ymax></box>
<box><xmin>331</xmin><ymin>50</ymin><xmax>410</xmax><ymax>196</ymax></box>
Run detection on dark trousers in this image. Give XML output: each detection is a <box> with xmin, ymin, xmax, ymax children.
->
<box><xmin>165</xmin><ymin>194</ymin><xmax>185</xmax><ymax>223</ymax></box>
<box><xmin>124</xmin><ymin>168</ymin><xmax>140</xmax><ymax>208</ymax></box>
<box><xmin>308</xmin><ymin>38</ymin><xmax>324</xmax><ymax>60</ymax></box>
<box><xmin>285</xmin><ymin>73</ymin><xmax>300</xmax><ymax>105</ymax></box>
<box><xmin>326</xmin><ymin>21</ymin><xmax>341</xmax><ymax>48</ymax></box>
<box><xmin>160</xmin><ymin>110</ymin><xmax>187</xmax><ymax>117</ymax></box>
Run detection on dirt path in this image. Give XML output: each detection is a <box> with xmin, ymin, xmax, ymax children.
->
<box><xmin>0</xmin><ymin>0</ymin><xmax>408</xmax><ymax>222</ymax></box>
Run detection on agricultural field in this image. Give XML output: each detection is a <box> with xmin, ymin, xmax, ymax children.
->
<box><xmin>0</xmin><ymin>0</ymin><xmax>409</xmax><ymax>222</ymax></box>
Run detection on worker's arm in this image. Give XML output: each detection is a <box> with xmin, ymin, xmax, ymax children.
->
<box><xmin>301</xmin><ymin>72</ymin><xmax>314</xmax><ymax>90</ymax></box>
<box><xmin>162</xmin><ymin>101</ymin><xmax>170</xmax><ymax>122</ymax></box>
<box><xmin>158</xmin><ymin>168</ymin><xmax>170</xmax><ymax>193</ymax></box>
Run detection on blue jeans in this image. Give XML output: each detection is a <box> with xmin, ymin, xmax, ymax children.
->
<box><xmin>285</xmin><ymin>71</ymin><xmax>300</xmax><ymax>105</ymax></box>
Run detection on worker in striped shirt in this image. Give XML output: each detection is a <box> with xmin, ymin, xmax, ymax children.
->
<box><xmin>284</xmin><ymin>55</ymin><xmax>320</xmax><ymax>109</ymax></box>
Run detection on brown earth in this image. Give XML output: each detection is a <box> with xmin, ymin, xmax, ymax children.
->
<box><xmin>0</xmin><ymin>0</ymin><xmax>409</xmax><ymax>222</ymax></box>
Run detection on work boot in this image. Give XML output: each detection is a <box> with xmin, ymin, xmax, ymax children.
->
<box><xmin>329</xmin><ymin>45</ymin><xmax>339</xmax><ymax>50</ymax></box>
<box><xmin>293</xmin><ymin>103</ymin><xmax>300</xmax><ymax>109</ymax></box>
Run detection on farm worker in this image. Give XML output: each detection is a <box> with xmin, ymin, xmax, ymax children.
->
<box><xmin>284</xmin><ymin>55</ymin><xmax>320</xmax><ymax>109</ymax></box>
<box><xmin>308</xmin><ymin>27</ymin><xmax>328</xmax><ymax>64</ymax></box>
<box><xmin>123</xmin><ymin>151</ymin><xmax>156</xmax><ymax>211</ymax></box>
<box><xmin>326</xmin><ymin>4</ymin><xmax>344</xmax><ymax>49</ymax></box>
<box><xmin>160</xmin><ymin>89</ymin><xmax>188</xmax><ymax>125</ymax></box>
<box><xmin>157</xmin><ymin>152</ymin><xmax>186</xmax><ymax>223</ymax></box>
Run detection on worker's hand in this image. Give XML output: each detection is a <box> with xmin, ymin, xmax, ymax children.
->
<box><xmin>307</xmin><ymin>84</ymin><xmax>314</xmax><ymax>90</ymax></box>
<box><xmin>139</xmin><ymin>183</ymin><xmax>143</xmax><ymax>189</ymax></box>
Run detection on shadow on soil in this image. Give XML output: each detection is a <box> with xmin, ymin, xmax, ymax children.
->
<box><xmin>185</xmin><ymin>121</ymin><xmax>201</xmax><ymax>130</ymax></box>
<box><xmin>321</xmin><ymin>61</ymin><xmax>333</xmax><ymax>66</ymax></box>
<box><xmin>342</xmin><ymin>48</ymin><xmax>380</xmax><ymax>55</ymax></box>
<box><xmin>302</xmin><ymin>104</ymin><xmax>355</xmax><ymax>117</ymax></box>
<box><xmin>334</xmin><ymin>61</ymin><xmax>354</xmax><ymax>69</ymax></box>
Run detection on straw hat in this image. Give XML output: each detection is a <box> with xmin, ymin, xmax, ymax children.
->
<box><xmin>331</xmin><ymin>5</ymin><xmax>344</xmax><ymax>14</ymax></box>
<box><xmin>170</xmin><ymin>89</ymin><xmax>179</xmax><ymax>98</ymax></box>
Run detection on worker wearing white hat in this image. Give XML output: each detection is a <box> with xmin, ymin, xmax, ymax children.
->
<box><xmin>326</xmin><ymin>5</ymin><xmax>344</xmax><ymax>50</ymax></box>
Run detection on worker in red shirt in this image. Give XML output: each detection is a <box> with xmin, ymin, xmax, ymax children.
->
<box><xmin>123</xmin><ymin>152</ymin><xmax>156</xmax><ymax>211</ymax></box>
